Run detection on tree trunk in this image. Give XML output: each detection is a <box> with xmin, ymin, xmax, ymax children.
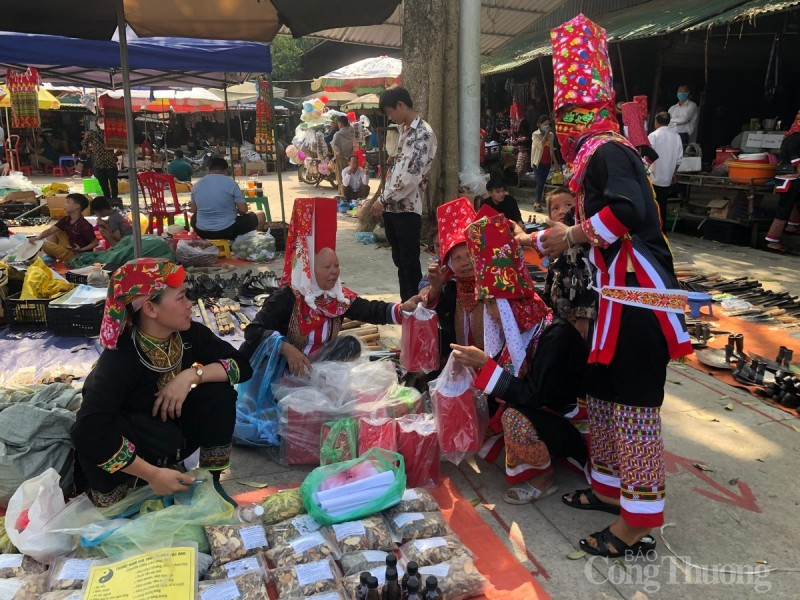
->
<box><xmin>402</xmin><ymin>0</ymin><xmax>460</xmax><ymax>241</ymax></box>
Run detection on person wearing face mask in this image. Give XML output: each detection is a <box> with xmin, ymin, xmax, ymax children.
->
<box><xmin>242</xmin><ymin>198</ymin><xmax>420</xmax><ymax>376</ymax></box>
<box><xmin>449</xmin><ymin>209</ymin><xmax>588</xmax><ymax>505</ymax></box>
<box><xmin>667</xmin><ymin>85</ymin><xmax>699</xmax><ymax>145</ymax></box>
<box><xmin>530</xmin><ymin>115</ymin><xmax>560</xmax><ymax>210</ymax></box>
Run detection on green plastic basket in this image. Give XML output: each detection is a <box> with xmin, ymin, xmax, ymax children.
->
<box><xmin>83</xmin><ymin>177</ymin><xmax>103</xmax><ymax>195</ymax></box>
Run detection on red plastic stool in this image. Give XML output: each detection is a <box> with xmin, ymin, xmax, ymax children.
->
<box><xmin>52</xmin><ymin>167</ymin><xmax>65</xmax><ymax>177</ymax></box>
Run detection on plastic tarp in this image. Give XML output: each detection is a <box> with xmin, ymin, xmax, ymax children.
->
<box><xmin>0</xmin><ymin>32</ymin><xmax>271</xmax><ymax>87</ymax></box>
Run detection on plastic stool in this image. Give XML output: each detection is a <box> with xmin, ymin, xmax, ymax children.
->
<box><xmin>52</xmin><ymin>167</ymin><xmax>64</xmax><ymax>177</ymax></box>
<box><xmin>208</xmin><ymin>239</ymin><xmax>231</xmax><ymax>259</ymax></box>
<box><xmin>252</xmin><ymin>196</ymin><xmax>271</xmax><ymax>221</ymax></box>
<box><xmin>59</xmin><ymin>156</ymin><xmax>76</xmax><ymax>174</ymax></box>
<box><xmin>19</xmin><ymin>165</ymin><xmax>33</xmax><ymax>177</ymax></box>
<box><xmin>687</xmin><ymin>292</ymin><xmax>714</xmax><ymax>318</ymax></box>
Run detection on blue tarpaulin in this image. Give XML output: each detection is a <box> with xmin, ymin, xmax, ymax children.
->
<box><xmin>0</xmin><ymin>32</ymin><xmax>271</xmax><ymax>87</ymax></box>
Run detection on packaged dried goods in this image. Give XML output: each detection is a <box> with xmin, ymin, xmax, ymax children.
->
<box><xmin>197</xmin><ymin>571</ymin><xmax>269</xmax><ymax>600</ymax></box>
<box><xmin>265</xmin><ymin>530</ymin><xmax>341</xmax><ymax>568</ymax></box>
<box><xmin>323</xmin><ymin>516</ymin><xmax>395</xmax><ymax>554</ymax></box>
<box><xmin>387</xmin><ymin>512</ymin><xmax>450</xmax><ymax>544</ymax></box>
<box><xmin>260</xmin><ymin>489</ymin><xmax>306</xmax><ymax>525</ymax></box>
<box><xmin>270</xmin><ymin>558</ymin><xmax>343</xmax><ymax>598</ymax></box>
<box><xmin>203</xmin><ymin>551</ymin><xmax>268</xmax><ymax>581</ymax></box>
<box><xmin>265</xmin><ymin>515</ymin><xmax>323</xmax><ymax>547</ymax></box>
<box><xmin>399</xmin><ymin>535</ymin><xmax>471</xmax><ymax>567</ymax></box>
<box><xmin>204</xmin><ymin>523</ymin><xmax>269</xmax><ymax>565</ymax></box>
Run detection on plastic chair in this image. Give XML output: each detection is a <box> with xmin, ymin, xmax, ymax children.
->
<box><xmin>251</xmin><ymin>196</ymin><xmax>271</xmax><ymax>221</ymax></box>
<box><xmin>137</xmin><ymin>172</ymin><xmax>184</xmax><ymax>235</ymax></box>
<box><xmin>58</xmin><ymin>156</ymin><xmax>76</xmax><ymax>175</ymax></box>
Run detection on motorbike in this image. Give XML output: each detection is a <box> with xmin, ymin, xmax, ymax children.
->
<box><xmin>297</xmin><ymin>155</ymin><xmax>337</xmax><ymax>188</ymax></box>
<box><xmin>165</xmin><ymin>140</ymin><xmax>217</xmax><ymax>176</ymax></box>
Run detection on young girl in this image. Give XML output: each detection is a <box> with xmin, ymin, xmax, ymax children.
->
<box><xmin>542</xmin><ymin>187</ymin><xmax>596</xmax><ymax>341</ymax></box>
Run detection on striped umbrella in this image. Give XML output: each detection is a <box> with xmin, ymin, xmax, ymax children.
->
<box><xmin>312</xmin><ymin>56</ymin><xmax>401</xmax><ymax>95</ymax></box>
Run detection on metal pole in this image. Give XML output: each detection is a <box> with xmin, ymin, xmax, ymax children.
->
<box><xmin>538</xmin><ymin>57</ymin><xmax>552</xmax><ymax>115</ymax></box>
<box><xmin>223</xmin><ymin>79</ymin><xmax>234</xmax><ymax>180</ymax></box>
<box><xmin>458</xmin><ymin>0</ymin><xmax>481</xmax><ymax>174</ymax></box>
<box><xmin>267</xmin><ymin>75</ymin><xmax>286</xmax><ymax>232</ymax></box>
<box><xmin>616</xmin><ymin>44</ymin><xmax>629</xmax><ymax>101</ymax></box>
<box><xmin>116</xmin><ymin>0</ymin><xmax>143</xmax><ymax>258</ymax></box>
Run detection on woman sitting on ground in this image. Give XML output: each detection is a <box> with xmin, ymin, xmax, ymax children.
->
<box><xmin>71</xmin><ymin>259</ymin><xmax>252</xmax><ymax>506</ymax></box>
<box><xmin>241</xmin><ymin>198</ymin><xmax>419</xmax><ymax>374</ymax></box>
<box><xmin>450</xmin><ymin>210</ymin><xmax>588</xmax><ymax>504</ymax></box>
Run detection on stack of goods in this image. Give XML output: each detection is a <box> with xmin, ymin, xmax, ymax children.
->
<box><xmin>276</xmin><ymin>360</ymin><xmax>426</xmax><ymax>466</ymax></box>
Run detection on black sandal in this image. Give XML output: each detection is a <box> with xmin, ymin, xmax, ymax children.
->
<box><xmin>561</xmin><ymin>488</ymin><xmax>621</xmax><ymax>515</ymax></box>
<box><xmin>579</xmin><ymin>526</ymin><xmax>657</xmax><ymax>558</ymax></box>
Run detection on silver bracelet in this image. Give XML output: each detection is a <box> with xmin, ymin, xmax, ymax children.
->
<box><xmin>565</xmin><ymin>226</ymin><xmax>576</xmax><ymax>247</ymax></box>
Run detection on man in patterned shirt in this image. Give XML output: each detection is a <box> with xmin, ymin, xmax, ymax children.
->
<box><xmin>82</xmin><ymin>127</ymin><xmax>120</xmax><ymax>199</ymax></box>
<box><xmin>372</xmin><ymin>86</ymin><xmax>438</xmax><ymax>301</ymax></box>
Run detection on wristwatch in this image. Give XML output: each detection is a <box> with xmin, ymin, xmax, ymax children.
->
<box><xmin>189</xmin><ymin>362</ymin><xmax>204</xmax><ymax>390</ymax></box>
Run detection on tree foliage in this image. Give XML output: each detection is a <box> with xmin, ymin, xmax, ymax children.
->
<box><xmin>269</xmin><ymin>35</ymin><xmax>319</xmax><ymax>81</ymax></box>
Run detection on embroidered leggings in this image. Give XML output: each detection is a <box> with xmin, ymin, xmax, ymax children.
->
<box><xmin>588</xmin><ymin>397</ymin><xmax>665</xmax><ymax>528</ymax></box>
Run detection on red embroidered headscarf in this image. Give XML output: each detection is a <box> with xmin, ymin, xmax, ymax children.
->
<box><xmin>281</xmin><ymin>197</ymin><xmax>356</xmax><ymax>335</ymax></box>
<box><xmin>437</xmin><ymin>197</ymin><xmax>478</xmax><ymax>313</ymax></box>
<box><xmin>100</xmin><ymin>258</ymin><xmax>185</xmax><ymax>349</ymax></box>
<box><xmin>550</xmin><ymin>14</ymin><xmax>619</xmax><ymax>166</ymax></box>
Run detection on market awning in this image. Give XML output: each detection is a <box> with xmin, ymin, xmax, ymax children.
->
<box><xmin>481</xmin><ymin>0</ymin><xmax>765</xmax><ymax>75</ymax></box>
<box><xmin>683</xmin><ymin>0</ymin><xmax>800</xmax><ymax>31</ymax></box>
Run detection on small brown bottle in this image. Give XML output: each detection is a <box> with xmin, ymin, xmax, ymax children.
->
<box><xmin>366</xmin><ymin>576</ymin><xmax>380</xmax><ymax>600</ymax></box>
<box><xmin>422</xmin><ymin>575</ymin><xmax>442</xmax><ymax>599</ymax></box>
<box><xmin>405</xmin><ymin>576</ymin><xmax>423</xmax><ymax>600</ymax></box>
<box><xmin>382</xmin><ymin>567</ymin><xmax>402</xmax><ymax>600</ymax></box>
<box><xmin>385</xmin><ymin>553</ymin><xmax>398</xmax><ymax>581</ymax></box>
<box><xmin>357</xmin><ymin>571</ymin><xmax>370</xmax><ymax>600</ymax></box>
<box><xmin>401</xmin><ymin>561</ymin><xmax>419</xmax><ymax>596</ymax></box>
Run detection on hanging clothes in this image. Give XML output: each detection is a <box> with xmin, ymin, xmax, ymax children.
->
<box><xmin>98</xmin><ymin>96</ymin><xmax>127</xmax><ymax>151</ymax></box>
<box><xmin>6</xmin><ymin>68</ymin><xmax>41</xmax><ymax>129</ymax></box>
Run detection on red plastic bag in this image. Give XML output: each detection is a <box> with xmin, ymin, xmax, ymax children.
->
<box><xmin>400</xmin><ymin>303</ymin><xmax>440</xmax><ymax>373</ymax></box>
<box><xmin>358</xmin><ymin>417</ymin><xmax>397</xmax><ymax>455</ymax></box>
<box><xmin>429</xmin><ymin>354</ymin><xmax>488</xmax><ymax>465</ymax></box>
<box><xmin>396</xmin><ymin>414</ymin><xmax>440</xmax><ymax>488</ymax></box>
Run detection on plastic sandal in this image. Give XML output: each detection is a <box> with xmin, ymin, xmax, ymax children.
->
<box><xmin>503</xmin><ymin>482</ymin><xmax>558</xmax><ymax>505</ymax></box>
<box><xmin>561</xmin><ymin>488</ymin><xmax>621</xmax><ymax>515</ymax></box>
<box><xmin>580</xmin><ymin>526</ymin><xmax>657</xmax><ymax>558</ymax></box>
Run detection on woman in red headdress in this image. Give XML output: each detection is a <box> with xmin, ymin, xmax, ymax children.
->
<box><xmin>72</xmin><ymin>258</ymin><xmax>253</xmax><ymax>507</ymax></box>
<box><xmin>243</xmin><ymin>198</ymin><xmax>419</xmax><ymax>375</ymax></box>
<box><xmin>449</xmin><ymin>210</ymin><xmax>588</xmax><ymax>504</ymax></box>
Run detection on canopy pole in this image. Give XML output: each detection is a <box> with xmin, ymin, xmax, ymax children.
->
<box><xmin>116</xmin><ymin>0</ymin><xmax>143</xmax><ymax>258</ymax></box>
<box><xmin>223</xmin><ymin>79</ymin><xmax>234</xmax><ymax>180</ymax></box>
<box><xmin>616</xmin><ymin>44</ymin><xmax>629</xmax><ymax>101</ymax></box>
<box><xmin>268</xmin><ymin>75</ymin><xmax>286</xmax><ymax>233</ymax></box>
<box><xmin>458</xmin><ymin>0</ymin><xmax>480</xmax><ymax>175</ymax></box>
<box><xmin>538</xmin><ymin>58</ymin><xmax>551</xmax><ymax>114</ymax></box>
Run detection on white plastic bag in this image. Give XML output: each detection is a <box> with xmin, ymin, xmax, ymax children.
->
<box><xmin>5</xmin><ymin>468</ymin><xmax>74</xmax><ymax>563</ymax></box>
<box><xmin>232</xmin><ymin>231</ymin><xmax>276</xmax><ymax>262</ymax></box>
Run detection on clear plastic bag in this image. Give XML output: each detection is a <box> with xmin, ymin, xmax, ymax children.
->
<box><xmin>396</xmin><ymin>415</ymin><xmax>441</xmax><ymax>489</ymax></box>
<box><xmin>270</xmin><ymin>558</ymin><xmax>343</xmax><ymax>598</ymax></box>
<box><xmin>198</xmin><ymin>571</ymin><xmax>269</xmax><ymax>599</ymax></box>
<box><xmin>0</xmin><ymin>572</ymin><xmax>48</xmax><ymax>599</ymax></box>
<box><xmin>265</xmin><ymin>529</ymin><xmax>341</xmax><ymax>568</ymax></box>
<box><xmin>232</xmin><ymin>231</ymin><xmax>276</xmax><ymax>262</ymax></box>
<box><xmin>300</xmin><ymin>448</ymin><xmax>406</xmax><ymax>525</ymax></box>
<box><xmin>342</xmin><ymin>563</ymin><xmax>405</xmax><ymax>598</ymax></box>
<box><xmin>0</xmin><ymin>554</ymin><xmax>47</xmax><ymax>579</ymax></box>
<box><xmin>339</xmin><ymin>549</ymin><xmax>390</xmax><ymax>576</ymax></box>
<box><xmin>40</xmin><ymin>592</ymin><xmax>83</xmax><ymax>600</ymax></box>
<box><xmin>260</xmin><ymin>489</ymin><xmax>306</xmax><ymax>526</ymax></box>
<box><xmin>203</xmin><ymin>551</ymin><xmax>269</xmax><ymax>582</ymax></box>
<box><xmin>386</xmin><ymin>512</ymin><xmax>450</xmax><ymax>544</ymax></box>
<box><xmin>399</xmin><ymin>535</ymin><xmax>471</xmax><ymax>567</ymax></box>
<box><xmin>46</xmin><ymin>556</ymin><xmax>95</xmax><ymax>591</ymax></box>
<box><xmin>204</xmin><ymin>522</ymin><xmax>269</xmax><ymax>566</ymax></box>
<box><xmin>265</xmin><ymin>514</ymin><xmax>322</xmax><ymax>547</ymax></box>
<box><xmin>429</xmin><ymin>354</ymin><xmax>489</xmax><ymax>465</ymax></box>
<box><xmin>384</xmin><ymin>488</ymin><xmax>439</xmax><ymax>516</ymax></box>
<box><xmin>323</xmin><ymin>516</ymin><xmax>395</xmax><ymax>554</ymax></box>
<box><xmin>400</xmin><ymin>303</ymin><xmax>440</xmax><ymax>373</ymax></box>
<box><xmin>418</xmin><ymin>556</ymin><xmax>489</xmax><ymax>600</ymax></box>
<box><xmin>175</xmin><ymin>239</ymin><xmax>219</xmax><ymax>267</ymax></box>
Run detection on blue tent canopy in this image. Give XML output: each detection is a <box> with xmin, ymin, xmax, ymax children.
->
<box><xmin>0</xmin><ymin>32</ymin><xmax>271</xmax><ymax>87</ymax></box>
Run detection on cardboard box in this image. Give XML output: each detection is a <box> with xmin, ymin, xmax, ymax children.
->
<box><xmin>707</xmin><ymin>199</ymin><xmax>731</xmax><ymax>219</ymax></box>
<box><xmin>245</xmin><ymin>160</ymin><xmax>266</xmax><ymax>176</ymax></box>
<box><xmin>706</xmin><ymin>192</ymin><xmax>748</xmax><ymax>220</ymax></box>
<box><xmin>46</xmin><ymin>195</ymin><xmax>90</xmax><ymax>220</ymax></box>
<box><xmin>2</xmin><ymin>190</ymin><xmax>37</xmax><ymax>204</ymax></box>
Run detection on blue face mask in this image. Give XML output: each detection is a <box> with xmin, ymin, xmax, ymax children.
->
<box><xmin>677</xmin><ymin>92</ymin><xmax>689</xmax><ymax>101</ymax></box>
<box><xmin>541</xmin><ymin>125</ymin><xmax>550</xmax><ymax>132</ymax></box>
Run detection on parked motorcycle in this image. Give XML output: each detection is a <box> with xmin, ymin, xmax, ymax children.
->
<box><xmin>298</xmin><ymin>156</ymin><xmax>337</xmax><ymax>188</ymax></box>
<box><xmin>165</xmin><ymin>140</ymin><xmax>217</xmax><ymax>176</ymax></box>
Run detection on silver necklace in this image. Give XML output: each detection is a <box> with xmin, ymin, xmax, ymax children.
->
<box><xmin>132</xmin><ymin>327</ymin><xmax>183</xmax><ymax>373</ymax></box>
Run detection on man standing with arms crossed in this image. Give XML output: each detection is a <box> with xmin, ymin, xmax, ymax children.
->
<box><xmin>372</xmin><ymin>86</ymin><xmax>438</xmax><ymax>301</ymax></box>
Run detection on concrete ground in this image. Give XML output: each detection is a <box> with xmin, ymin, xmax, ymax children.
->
<box><xmin>11</xmin><ymin>171</ymin><xmax>800</xmax><ymax>598</ymax></box>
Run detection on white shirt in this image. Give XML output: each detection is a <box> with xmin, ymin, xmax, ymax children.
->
<box><xmin>0</xmin><ymin>125</ymin><xmax>5</xmax><ymax>149</ymax></box>
<box><xmin>647</xmin><ymin>126</ymin><xmax>683</xmax><ymax>187</ymax></box>
<box><xmin>667</xmin><ymin>100</ymin><xmax>699</xmax><ymax>136</ymax></box>
<box><xmin>381</xmin><ymin>116</ymin><xmax>437</xmax><ymax>215</ymax></box>
<box><xmin>341</xmin><ymin>166</ymin><xmax>368</xmax><ymax>191</ymax></box>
